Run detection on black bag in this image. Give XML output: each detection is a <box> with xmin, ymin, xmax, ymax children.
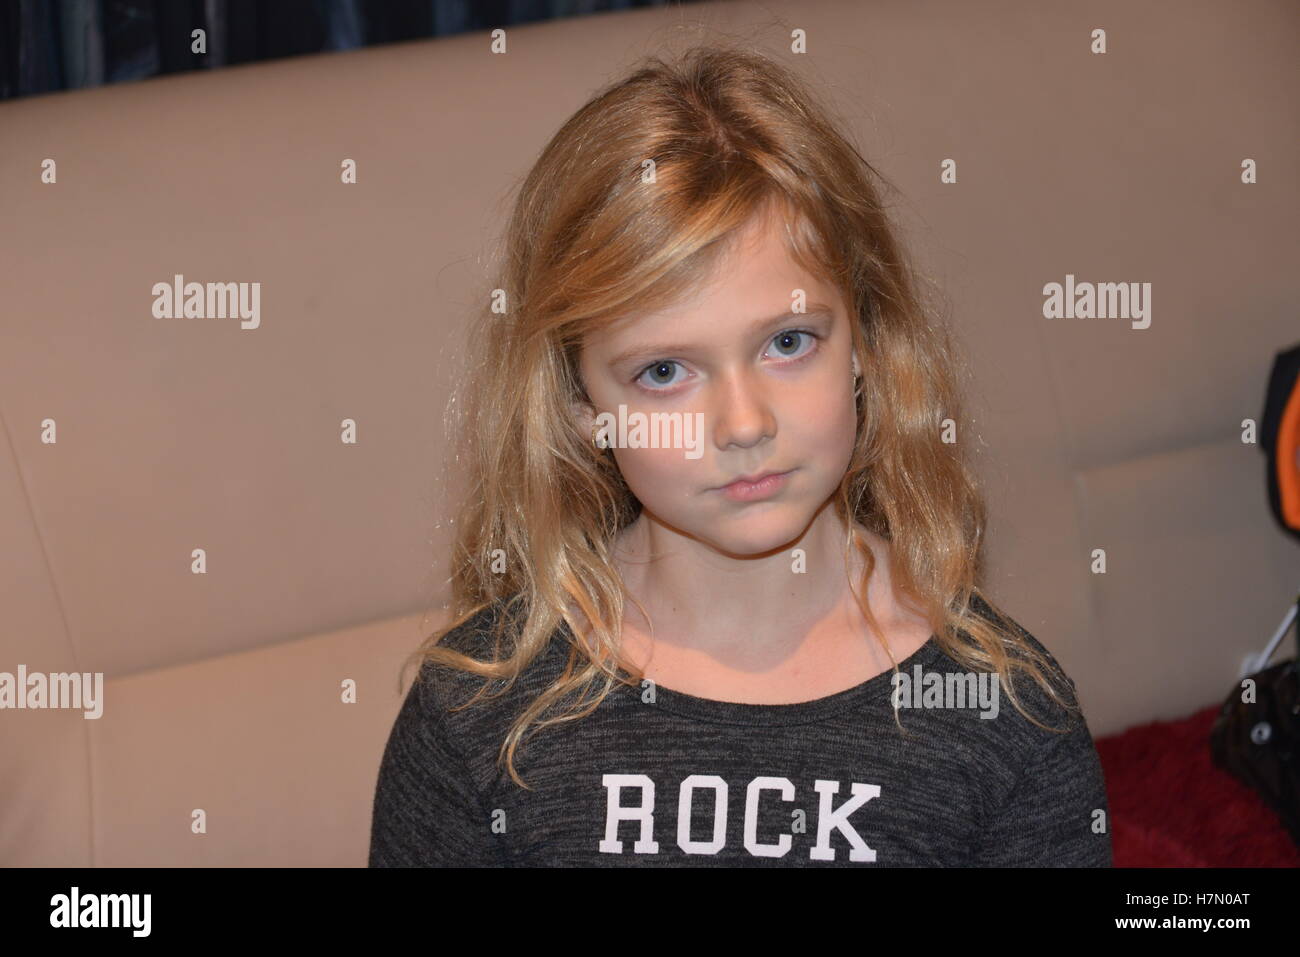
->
<box><xmin>1209</xmin><ymin>594</ymin><xmax>1300</xmax><ymax>846</ymax></box>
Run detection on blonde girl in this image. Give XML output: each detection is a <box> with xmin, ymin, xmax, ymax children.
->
<box><xmin>370</xmin><ymin>43</ymin><xmax>1111</xmax><ymax>868</ymax></box>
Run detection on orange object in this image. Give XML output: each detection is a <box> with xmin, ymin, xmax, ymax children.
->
<box><xmin>1262</xmin><ymin>343</ymin><xmax>1300</xmax><ymax>539</ymax></box>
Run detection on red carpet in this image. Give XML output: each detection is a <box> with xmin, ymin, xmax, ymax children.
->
<box><xmin>1095</xmin><ymin>704</ymin><xmax>1299</xmax><ymax>866</ymax></box>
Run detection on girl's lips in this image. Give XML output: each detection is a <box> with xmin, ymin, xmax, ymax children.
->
<box><xmin>716</xmin><ymin>469</ymin><xmax>792</xmax><ymax>502</ymax></box>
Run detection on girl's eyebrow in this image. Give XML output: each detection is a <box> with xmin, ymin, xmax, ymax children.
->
<box><xmin>606</xmin><ymin>304</ymin><xmax>836</xmax><ymax>368</ymax></box>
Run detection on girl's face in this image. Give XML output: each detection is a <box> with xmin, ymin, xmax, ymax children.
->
<box><xmin>576</xmin><ymin>209</ymin><xmax>861</xmax><ymax>558</ymax></box>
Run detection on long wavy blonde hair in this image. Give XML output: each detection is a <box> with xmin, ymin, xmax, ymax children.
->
<box><xmin>406</xmin><ymin>43</ymin><xmax>1080</xmax><ymax>789</ymax></box>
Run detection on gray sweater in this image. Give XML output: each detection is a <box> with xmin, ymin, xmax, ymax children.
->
<box><xmin>369</xmin><ymin>596</ymin><xmax>1113</xmax><ymax>867</ymax></box>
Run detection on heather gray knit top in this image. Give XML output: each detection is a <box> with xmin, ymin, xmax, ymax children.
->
<box><xmin>369</xmin><ymin>596</ymin><xmax>1112</xmax><ymax>867</ymax></box>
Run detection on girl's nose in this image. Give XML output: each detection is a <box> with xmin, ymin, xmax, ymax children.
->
<box><xmin>711</xmin><ymin>372</ymin><xmax>777</xmax><ymax>450</ymax></box>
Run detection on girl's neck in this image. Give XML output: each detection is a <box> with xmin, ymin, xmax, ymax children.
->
<box><xmin>611</xmin><ymin>505</ymin><xmax>903</xmax><ymax>659</ymax></box>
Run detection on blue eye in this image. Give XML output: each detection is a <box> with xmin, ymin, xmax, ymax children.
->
<box><xmin>636</xmin><ymin>360</ymin><xmax>684</xmax><ymax>389</ymax></box>
<box><xmin>769</xmin><ymin>329</ymin><xmax>813</xmax><ymax>358</ymax></box>
<box><xmin>632</xmin><ymin>329</ymin><xmax>820</xmax><ymax>391</ymax></box>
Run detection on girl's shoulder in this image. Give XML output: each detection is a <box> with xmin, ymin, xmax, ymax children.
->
<box><xmin>951</xmin><ymin>591</ymin><xmax>1085</xmax><ymax>731</ymax></box>
<box><xmin>966</xmin><ymin>590</ymin><xmax>1075</xmax><ymax>674</ymax></box>
<box><xmin>414</xmin><ymin>597</ymin><xmax>568</xmax><ymax>715</ymax></box>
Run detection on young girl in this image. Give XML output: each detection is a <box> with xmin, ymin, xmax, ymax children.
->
<box><xmin>369</xmin><ymin>44</ymin><xmax>1112</xmax><ymax>867</ymax></box>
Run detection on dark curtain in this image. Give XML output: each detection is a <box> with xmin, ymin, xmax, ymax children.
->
<box><xmin>0</xmin><ymin>0</ymin><xmax>691</xmax><ymax>101</ymax></box>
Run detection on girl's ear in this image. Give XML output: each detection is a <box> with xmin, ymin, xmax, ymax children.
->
<box><xmin>852</xmin><ymin>353</ymin><xmax>861</xmax><ymax>378</ymax></box>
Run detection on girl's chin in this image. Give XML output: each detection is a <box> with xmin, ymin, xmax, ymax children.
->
<box><xmin>700</xmin><ymin>521</ymin><xmax>811</xmax><ymax>554</ymax></box>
